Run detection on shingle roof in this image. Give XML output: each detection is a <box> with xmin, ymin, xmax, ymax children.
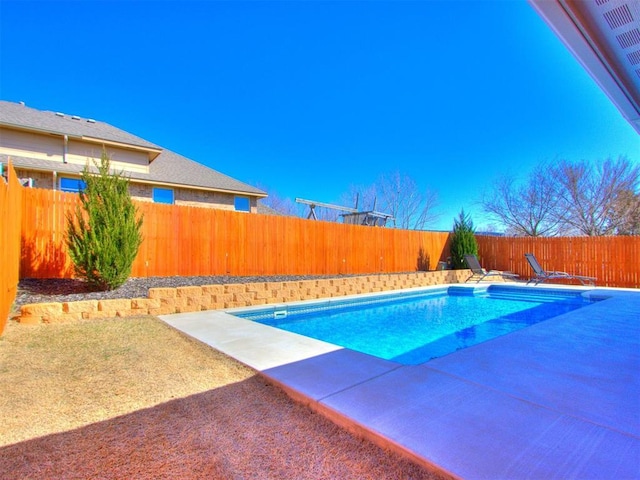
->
<box><xmin>257</xmin><ymin>202</ymin><xmax>288</xmax><ymax>216</ymax></box>
<box><xmin>0</xmin><ymin>100</ymin><xmax>266</xmax><ymax>196</ymax></box>
<box><xmin>1</xmin><ymin>153</ymin><xmax>266</xmax><ymax>196</ymax></box>
<box><xmin>0</xmin><ymin>100</ymin><xmax>161</xmax><ymax>150</ymax></box>
<box><xmin>148</xmin><ymin>150</ymin><xmax>265</xmax><ymax>195</ymax></box>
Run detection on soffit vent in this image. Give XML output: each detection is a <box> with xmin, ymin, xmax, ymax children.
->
<box><xmin>616</xmin><ymin>28</ymin><xmax>640</xmax><ymax>48</ymax></box>
<box><xmin>603</xmin><ymin>4</ymin><xmax>633</xmax><ymax>29</ymax></box>
<box><xmin>627</xmin><ymin>50</ymin><xmax>640</xmax><ymax>64</ymax></box>
<box><xmin>534</xmin><ymin>0</ymin><xmax>640</xmax><ymax>131</ymax></box>
<box><xmin>570</xmin><ymin>0</ymin><xmax>640</xmax><ymax>115</ymax></box>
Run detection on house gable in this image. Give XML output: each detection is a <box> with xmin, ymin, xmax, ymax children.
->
<box><xmin>0</xmin><ymin>100</ymin><xmax>266</xmax><ymax>211</ymax></box>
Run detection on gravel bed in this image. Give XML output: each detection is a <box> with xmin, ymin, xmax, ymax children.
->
<box><xmin>15</xmin><ymin>275</ymin><xmax>358</xmax><ymax>308</ymax></box>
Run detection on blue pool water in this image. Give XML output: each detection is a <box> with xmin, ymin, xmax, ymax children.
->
<box><xmin>234</xmin><ymin>286</ymin><xmax>597</xmax><ymax>364</ymax></box>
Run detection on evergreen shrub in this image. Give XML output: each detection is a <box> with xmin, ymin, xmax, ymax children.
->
<box><xmin>450</xmin><ymin>209</ymin><xmax>478</xmax><ymax>269</ymax></box>
<box><xmin>66</xmin><ymin>150</ymin><xmax>143</xmax><ymax>290</ymax></box>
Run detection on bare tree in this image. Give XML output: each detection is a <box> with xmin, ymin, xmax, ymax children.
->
<box><xmin>610</xmin><ymin>189</ymin><xmax>640</xmax><ymax>235</ymax></box>
<box><xmin>254</xmin><ymin>184</ymin><xmax>302</xmax><ymax>216</ymax></box>
<box><xmin>336</xmin><ymin>173</ymin><xmax>438</xmax><ymax>229</ymax></box>
<box><xmin>375</xmin><ymin>171</ymin><xmax>439</xmax><ymax>230</ymax></box>
<box><xmin>481</xmin><ymin>157</ymin><xmax>639</xmax><ymax>236</ymax></box>
<box><xmin>306</xmin><ymin>206</ymin><xmax>341</xmax><ymax>222</ymax></box>
<box><xmin>339</xmin><ymin>184</ymin><xmax>378</xmax><ymax>213</ymax></box>
<box><xmin>552</xmin><ymin>157</ymin><xmax>640</xmax><ymax>236</ymax></box>
<box><xmin>481</xmin><ymin>163</ymin><xmax>564</xmax><ymax>236</ymax></box>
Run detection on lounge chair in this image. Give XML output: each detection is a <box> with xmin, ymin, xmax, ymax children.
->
<box><xmin>524</xmin><ymin>253</ymin><xmax>596</xmax><ymax>286</ymax></box>
<box><xmin>464</xmin><ymin>254</ymin><xmax>519</xmax><ymax>283</ymax></box>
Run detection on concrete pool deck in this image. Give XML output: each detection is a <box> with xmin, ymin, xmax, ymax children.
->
<box><xmin>160</xmin><ymin>284</ymin><xmax>640</xmax><ymax>479</ymax></box>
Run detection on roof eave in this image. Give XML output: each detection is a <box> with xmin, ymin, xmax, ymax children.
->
<box><xmin>529</xmin><ymin>0</ymin><xmax>640</xmax><ymax>134</ymax></box>
<box><xmin>81</xmin><ymin>136</ymin><xmax>163</xmax><ymax>160</ymax></box>
<box><xmin>4</xmin><ymin>159</ymin><xmax>266</xmax><ymax>198</ymax></box>
<box><xmin>131</xmin><ymin>178</ymin><xmax>267</xmax><ymax>198</ymax></box>
<box><xmin>0</xmin><ymin>122</ymin><xmax>164</xmax><ymax>159</ymax></box>
<box><xmin>129</xmin><ymin>177</ymin><xmax>268</xmax><ymax>198</ymax></box>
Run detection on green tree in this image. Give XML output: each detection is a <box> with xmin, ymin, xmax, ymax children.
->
<box><xmin>66</xmin><ymin>150</ymin><xmax>143</xmax><ymax>290</ymax></box>
<box><xmin>450</xmin><ymin>209</ymin><xmax>478</xmax><ymax>269</ymax></box>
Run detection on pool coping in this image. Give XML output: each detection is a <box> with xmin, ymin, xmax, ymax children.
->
<box><xmin>160</xmin><ymin>283</ymin><xmax>640</xmax><ymax>479</ymax></box>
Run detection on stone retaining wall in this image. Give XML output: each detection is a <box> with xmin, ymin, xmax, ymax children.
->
<box><xmin>19</xmin><ymin>270</ymin><xmax>471</xmax><ymax>324</ymax></box>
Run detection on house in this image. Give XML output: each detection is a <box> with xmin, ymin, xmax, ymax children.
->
<box><xmin>0</xmin><ymin>100</ymin><xmax>266</xmax><ymax>212</ymax></box>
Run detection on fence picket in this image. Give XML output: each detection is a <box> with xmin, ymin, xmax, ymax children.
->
<box><xmin>0</xmin><ymin>161</ymin><xmax>23</xmax><ymax>334</ymax></box>
<box><xmin>476</xmin><ymin>235</ymin><xmax>639</xmax><ymax>288</ymax></box>
<box><xmin>10</xmin><ymin>188</ymin><xmax>640</xmax><ymax>288</ymax></box>
<box><xmin>17</xmin><ymin>188</ymin><xmax>451</xmax><ymax>279</ymax></box>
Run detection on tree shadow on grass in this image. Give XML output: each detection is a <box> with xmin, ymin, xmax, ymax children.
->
<box><xmin>0</xmin><ymin>376</ymin><xmax>443</xmax><ymax>480</ymax></box>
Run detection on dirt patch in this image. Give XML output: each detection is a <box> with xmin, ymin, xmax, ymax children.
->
<box><xmin>0</xmin><ymin>317</ymin><xmax>446</xmax><ymax>479</ymax></box>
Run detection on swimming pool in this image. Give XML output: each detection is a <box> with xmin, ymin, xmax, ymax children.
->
<box><xmin>233</xmin><ymin>285</ymin><xmax>599</xmax><ymax>364</ymax></box>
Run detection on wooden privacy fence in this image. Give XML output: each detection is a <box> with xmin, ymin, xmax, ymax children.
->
<box><xmin>20</xmin><ymin>188</ymin><xmax>452</xmax><ymax>279</ymax></box>
<box><xmin>0</xmin><ymin>161</ymin><xmax>23</xmax><ymax>334</ymax></box>
<box><xmin>17</xmin><ymin>188</ymin><xmax>640</xmax><ymax>287</ymax></box>
<box><xmin>477</xmin><ymin>235</ymin><xmax>640</xmax><ymax>288</ymax></box>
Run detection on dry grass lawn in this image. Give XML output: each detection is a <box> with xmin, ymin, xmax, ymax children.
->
<box><xmin>0</xmin><ymin>317</ymin><xmax>444</xmax><ymax>479</ymax></box>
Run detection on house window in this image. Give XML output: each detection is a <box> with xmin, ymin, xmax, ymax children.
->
<box><xmin>234</xmin><ymin>196</ymin><xmax>251</xmax><ymax>212</ymax></box>
<box><xmin>59</xmin><ymin>176</ymin><xmax>86</xmax><ymax>193</ymax></box>
<box><xmin>153</xmin><ymin>187</ymin><xmax>174</xmax><ymax>204</ymax></box>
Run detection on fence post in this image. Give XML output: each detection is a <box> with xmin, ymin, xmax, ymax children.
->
<box><xmin>0</xmin><ymin>160</ymin><xmax>23</xmax><ymax>335</ymax></box>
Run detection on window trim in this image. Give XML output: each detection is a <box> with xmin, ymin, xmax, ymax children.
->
<box><xmin>152</xmin><ymin>187</ymin><xmax>175</xmax><ymax>205</ymax></box>
<box><xmin>234</xmin><ymin>195</ymin><xmax>251</xmax><ymax>212</ymax></box>
<box><xmin>59</xmin><ymin>176</ymin><xmax>86</xmax><ymax>193</ymax></box>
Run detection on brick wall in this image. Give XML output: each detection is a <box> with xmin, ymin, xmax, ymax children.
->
<box><xmin>18</xmin><ymin>270</ymin><xmax>471</xmax><ymax>324</ymax></box>
<box><xmin>14</xmin><ymin>169</ymin><xmax>258</xmax><ymax>213</ymax></box>
<box><xmin>128</xmin><ymin>182</ymin><xmax>153</xmax><ymax>201</ymax></box>
<box><xmin>129</xmin><ymin>183</ymin><xmax>258</xmax><ymax>212</ymax></box>
<box><xmin>15</xmin><ymin>169</ymin><xmax>54</xmax><ymax>189</ymax></box>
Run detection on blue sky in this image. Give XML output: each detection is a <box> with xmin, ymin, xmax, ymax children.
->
<box><xmin>1</xmin><ymin>0</ymin><xmax>638</xmax><ymax>231</ymax></box>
